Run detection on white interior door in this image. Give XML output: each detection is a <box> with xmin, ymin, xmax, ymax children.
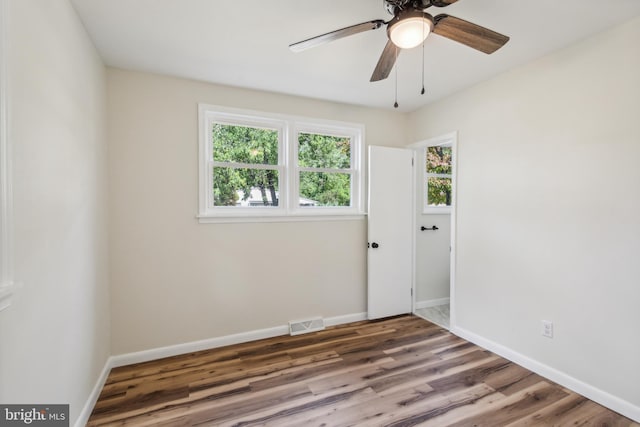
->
<box><xmin>368</xmin><ymin>146</ymin><xmax>413</xmax><ymax>320</ymax></box>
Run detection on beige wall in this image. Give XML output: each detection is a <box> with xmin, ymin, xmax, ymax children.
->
<box><xmin>107</xmin><ymin>69</ymin><xmax>408</xmax><ymax>354</ymax></box>
<box><xmin>0</xmin><ymin>0</ymin><xmax>109</xmax><ymax>424</ymax></box>
<box><xmin>409</xmin><ymin>15</ymin><xmax>640</xmax><ymax>408</ymax></box>
<box><xmin>4</xmin><ymin>1</ymin><xmax>638</xmax><ymax>420</ymax></box>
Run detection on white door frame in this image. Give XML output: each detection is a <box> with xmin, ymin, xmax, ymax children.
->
<box><xmin>408</xmin><ymin>131</ymin><xmax>458</xmax><ymax>329</ymax></box>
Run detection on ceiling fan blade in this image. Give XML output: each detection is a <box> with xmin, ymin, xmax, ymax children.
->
<box><xmin>428</xmin><ymin>0</ymin><xmax>459</xmax><ymax>7</ymax></box>
<box><xmin>370</xmin><ymin>40</ymin><xmax>399</xmax><ymax>82</ymax></box>
<box><xmin>289</xmin><ymin>20</ymin><xmax>385</xmax><ymax>53</ymax></box>
<box><xmin>433</xmin><ymin>14</ymin><xmax>509</xmax><ymax>54</ymax></box>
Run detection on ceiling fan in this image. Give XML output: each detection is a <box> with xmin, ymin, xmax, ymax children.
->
<box><xmin>289</xmin><ymin>0</ymin><xmax>510</xmax><ymax>83</ymax></box>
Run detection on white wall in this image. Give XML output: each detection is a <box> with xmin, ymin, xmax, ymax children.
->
<box><xmin>0</xmin><ymin>0</ymin><xmax>109</xmax><ymax>424</ymax></box>
<box><xmin>415</xmin><ymin>212</ymin><xmax>450</xmax><ymax>303</ymax></box>
<box><xmin>409</xmin><ymin>15</ymin><xmax>640</xmax><ymax>411</ymax></box>
<box><xmin>107</xmin><ymin>69</ymin><xmax>408</xmax><ymax>354</ymax></box>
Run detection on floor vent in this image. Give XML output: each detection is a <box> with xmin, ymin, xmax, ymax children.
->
<box><xmin>289</xmin><ymin>317</ymin><xmax>325</xmax><ymax>336</ymax></box>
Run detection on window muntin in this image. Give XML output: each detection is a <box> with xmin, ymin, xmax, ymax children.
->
<box><xmin>198</xmin><ymin>105</ymin><xmax>364</xmax><ymax>221</ymax></box>
<box><xmin>424</xmin><ymin>145</ymin><xmax>453</xmax><ymax>212</ymax></box>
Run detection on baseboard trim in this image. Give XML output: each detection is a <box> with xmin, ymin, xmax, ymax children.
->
<box><xmin>75</xmin><ymin>320</ymin><xmax>296</xmax><ymax>425</ymax></box>
<box><xmin>415</xmin><ymin>297</ymin><xmax>450</xmax><ymax>310</ymax></box>
<box><xmin>75</xmin><ymin>311</ymin><xmax>366</xmax><ymax>424</ymax></box>
<box><xmin>451</xmin><ymin>325</ymin><xmax>640</xmax><ymax>423</ymax></box>
<box><xmin>110</xmin><ymin>324</ymin><xmax>287</xmax><ymax>368</ymax></box>
<box><xmin>111</xmin><ymin>311</ymin><xmax>368</xmax><ymax>368</ymax></box>
<box><xmin>74</xmin><ymin>356</ymin><xmax>115</xmax><ymax>427</ymax></box>
<box><xmin>324</xmin><ymin>312</ymin><xmax>367</xmax><ymax>327</ymax></box>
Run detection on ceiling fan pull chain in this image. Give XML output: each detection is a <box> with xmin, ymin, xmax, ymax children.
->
<box><xmin>394</xmin><ymin>46</ymin><xmax>399</xmax><ymax>108</ymax></box>
<box><xmin>421</xmin><ymin>13</ymin><xmax>426</xmax><ymax>95</ymax></box>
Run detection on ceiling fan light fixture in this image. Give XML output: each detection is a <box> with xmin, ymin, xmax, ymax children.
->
<box><xmin>388</xmin><ymin>11</ymin><xmax>433</xmax><ymax>49</ymax></box>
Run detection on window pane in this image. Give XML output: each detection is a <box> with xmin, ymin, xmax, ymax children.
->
<box><xmin>426</xmin><ymin>146</ymin><xmax>452</xmax><ymax>174</ymax></box>
<box><xmin>298</xmin><ymin>133</ymin><xmax>351</xmax><ymax>169</ymax></box>
<box><xmin>212</xmin><ymin>124</ymin><xmax>278</xmax><ymax>165</ymax></box>
<box><xmin>427</xmin><ymin>177</ymin><xmax>452</xmax><ymax>207</ymax></box>
<box><xmin>213</xmin><ymin>167</ymin><xmax>279</xmax><ymax>207</ymax></box>
<box><xmin>299</xmin><ymin>172</ymin><xmax>351</xmax><ymax>207</ymax></box>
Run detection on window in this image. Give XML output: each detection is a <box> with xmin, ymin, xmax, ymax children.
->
<box><xmin>198</xmin><ymin>105</ymin><xmax>364</xmax><ymax>222</ymax></box>
<box><xmin>424</xmin><ymin>144</ymin><xmax>453</xmax><ymax>214</ymax></box>
<box><xmin>296</xmin><ymin>128</ymin><xmax>356</xmax><ymax>209</ymax></box>
<box><xmin>209</xmin><ymin>118</ymin><xmax>285</xmax><ymax>214</ymax></box>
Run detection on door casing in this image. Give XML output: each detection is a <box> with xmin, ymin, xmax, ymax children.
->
<box><xmin>408</xmin><ymin>132</ymin><xmax>458</xmax><ymax>329</ymax></box>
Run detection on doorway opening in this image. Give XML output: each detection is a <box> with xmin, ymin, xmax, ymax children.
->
<box><xmin>409</xmin><ymin>132</ymin><xmax>457</xmax><ymax>329</ymax></box>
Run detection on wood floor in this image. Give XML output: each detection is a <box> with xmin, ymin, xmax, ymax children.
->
<box><xmin>88</xmin><ymin>315</ymin><xmax>638</xmax><ymax>426</ymax></box>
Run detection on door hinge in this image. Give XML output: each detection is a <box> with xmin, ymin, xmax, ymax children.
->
<box><xmin>411</xmin><ymin>288</ymin><xmax>413</xmax><ymax>296</ymax></box>
<box><xmin>411</xmin><ymin>158</ymin><xmax>414</xmax><ymax>166</ymax></box>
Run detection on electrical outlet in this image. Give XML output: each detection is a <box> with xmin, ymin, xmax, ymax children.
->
<box><xmin>541</xmin><ymin>320</ymin><xmax>553</xmax><ymax>338</ymax></box>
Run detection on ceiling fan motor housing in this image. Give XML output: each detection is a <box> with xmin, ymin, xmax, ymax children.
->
<box><xmin>384</xmin><ymin>0</ymin><xmax>410</xmax><ymax>15</ymax></box>
<box><xmin>384</xmin><ymin>0</ymin><xmax>432</xmax><ymax>15</ymax></box>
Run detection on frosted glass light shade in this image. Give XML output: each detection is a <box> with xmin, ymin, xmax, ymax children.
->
<box><xmin>389</xmin><ymin>15</ymin><xmax>433</xmax><ymax>49</ymax></box>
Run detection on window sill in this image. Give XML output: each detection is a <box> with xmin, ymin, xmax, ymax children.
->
<box><xmin>197</xmin><ymin>213</ymin><xmax>366</xmax><ymax>224</ymax></box>
<box><xmin>423</xmin><ymin>208</ymin><xmax>452</xmax><ymax>215</ymax></box>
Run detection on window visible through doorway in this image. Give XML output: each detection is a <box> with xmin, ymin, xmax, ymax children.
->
<box><xmin>424</xmin><ymin>145</ymin><xmax>453</xmax><ymax>214</ymax></box>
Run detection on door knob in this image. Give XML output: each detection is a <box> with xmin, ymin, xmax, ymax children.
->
<box><xmin>371</xmin><ymin>242</ymin><xmax>379</xmax><ymax>249</ymax></box>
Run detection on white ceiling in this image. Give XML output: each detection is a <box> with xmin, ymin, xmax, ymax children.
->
<box><xmin>71</xmin><ymin>0</ymin><xmax>640</xmax><ymax>112</ymax></box>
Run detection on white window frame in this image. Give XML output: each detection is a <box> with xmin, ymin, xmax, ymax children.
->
<box><xmin>200</xmin><ymin>110</ymin><xmax>287</xmax><ymax>218</ymax></box>
<box><xmin>0</xmin><ymin>0</ymin><xmax>14</xmax><ymax>311</ymax></box>
<box><xmin>198</xmin><ymin>104</ymin><xmax>364</xmax><ymax>223</ymax></box>
<box><xmin>292</xmin><ymin>122</ymin><xmax>363</xmax><ymax>217</ymax></box>
<box><xmin>423</xmin><ymin>137</ymin><xmax>455</xmax><ymax>215</ymax></box>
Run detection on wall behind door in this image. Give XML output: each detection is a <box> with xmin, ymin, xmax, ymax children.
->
<box><xmin>415</xmin><ymin>212</ymin><xmax>450</xmax><ymax>304</ymax></box>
